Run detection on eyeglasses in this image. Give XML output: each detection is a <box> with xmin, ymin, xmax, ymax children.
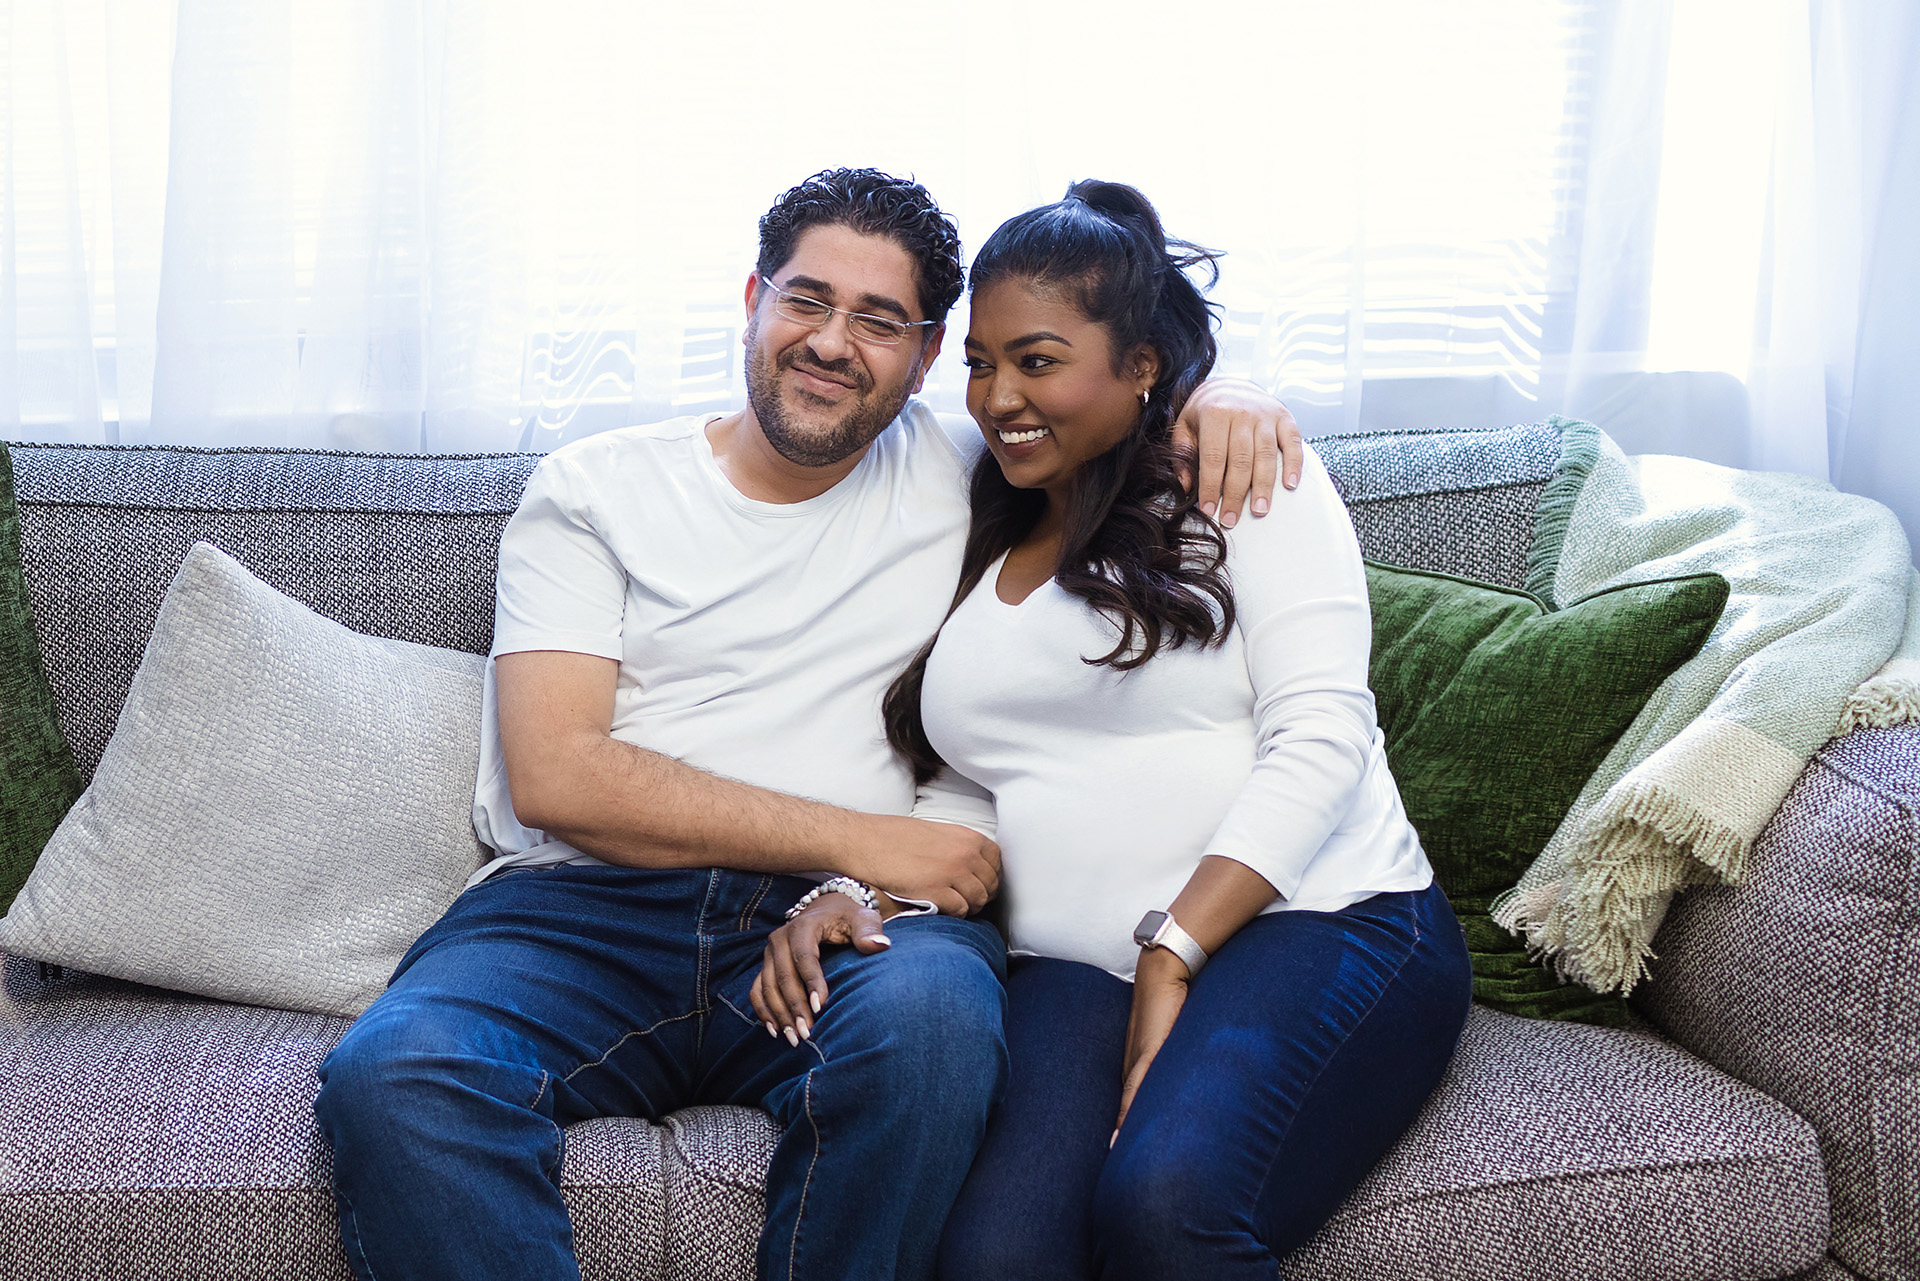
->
<box><xmin>757</xmin><ymin>275</ymin><xmax>937</xmax><ymax>347</ymax></box>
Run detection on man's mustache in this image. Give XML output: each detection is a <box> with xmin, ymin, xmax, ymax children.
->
<box><xmin>781</xmin><ymin>351</ymin><xmax>871</xmax><ymax>394</ymax></box>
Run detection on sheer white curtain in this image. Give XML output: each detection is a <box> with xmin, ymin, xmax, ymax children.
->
<box><xmin>2</xmin><ymin>0</ymin><xmax>1916</xmax><ymax>549</ymax></box>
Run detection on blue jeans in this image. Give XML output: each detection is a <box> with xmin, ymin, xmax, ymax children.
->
<box><xmin>315</xmin><ymin>864</ymin><xmax>1007</xmax><ymax>1281</ymax></box>
<box><xmin>938</xmin><ymin>881</ymin><xmax>1471</xmax><ymax>1281</ymax></box>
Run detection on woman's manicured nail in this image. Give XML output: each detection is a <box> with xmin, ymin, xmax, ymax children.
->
<box><xmin>1253</xmin><ymin>497</ymin><xmax>1269</xmax><ymax>515</ymax></box>
<box><xmin>765</xmin><ymin>1021</ymin><xmax>778</xmax><ymax>1038</ymax></box>
<box><xmin>1202</xmin><ymin>501</ymin><xmax>1217</xmax><ymax>518</ymax></box>
<box><xmin>871</xmin><ymin>934</ymin><xmax>891</xmax><ymax>946</ymax></box>
<box><xmin>796</xmin><ymin>1018</ymin><xmax>811</xmax><ymax>1041</ymax></box>
<box><xmin>784</xmin><ymin>1027</ymin><xmax>799</xmax><ymax>1047</ymax></box>
<box><xmin>1109</xmin><ymin>1129</ymin><xmax>1119</xmax><ymax>1149</ymax></box>
<box><xmin>809</xmin><ymin>992</ymin><xmax>821</xmax><ymax>1014</ymax></box>
<box><xmin>1221</xmin><ymin>510</ymin><xmax>1238</xmax><ymax>528</ymax></box>
<box><xmin>1286</xmin><ymin>473</ymin><xmax>1300</xmax><ymax>489</ymax></box>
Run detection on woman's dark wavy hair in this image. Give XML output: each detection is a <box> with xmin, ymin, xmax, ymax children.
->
<box><xmin>883</xmin><ymin>179</ymin><xmax>1233</xmax><ymax>783</ymax></box>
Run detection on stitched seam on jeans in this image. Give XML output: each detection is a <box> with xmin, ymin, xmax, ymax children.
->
<box><xmin>562</xmin><ymin>1009</ymin><xmax>703</xmax><ymax>1084</ymax></box>
<box><xmin>789</xmin><ymin>1068</ymin><xmax>822</xmax><ymax>1281</ymax></box>
<box><xmin>1248</xmin><ymin>906</ymin><xmax>1424</xmax><ymax>1214</ymax></box>
<box><xmin>699</xmin><ymin>930</ymin><xmax>714</xmax><ymax>1014</ymax></box>
<box><xmin>739</xmin><ymin>876</ymin><xmax>775</xmax><ymax>933</ymax></box>
<box><xmin>526</xmin><ymin>1070</ymin><xmax>568</xmax><ymax>1186</ymax></box>
<box><xmin>338</xmin><ymin>1187</ymin><xmax>384</xmax><ymax>1281</ymax></box>
<box><xmin>713</xmin><ymin>990</ymin><xmax>829</xmax><ymax>1064</ymax></box>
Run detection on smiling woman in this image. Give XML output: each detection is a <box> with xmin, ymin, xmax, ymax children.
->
<box><xmin>862</xmin><ymin>180</ymin><xmax>1472</xmax><ymax>1279</ymax></box>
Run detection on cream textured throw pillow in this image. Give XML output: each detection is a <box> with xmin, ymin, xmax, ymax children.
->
<box><xmin>0</xmin><ymin>542</ymin><xmax>487</xmax><ymax>1016</ymax></box>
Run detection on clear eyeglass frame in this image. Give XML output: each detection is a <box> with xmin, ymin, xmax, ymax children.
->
<box><xmin>757</xmin><ymin>274</ymin><xmax>937</xmax><ymax>346</ymax></box>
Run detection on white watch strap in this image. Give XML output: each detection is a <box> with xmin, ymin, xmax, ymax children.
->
<box><xmin>1144</xmin><ymin>912</ymin><xmax>1208</xmax><ymax>977</ymax></box>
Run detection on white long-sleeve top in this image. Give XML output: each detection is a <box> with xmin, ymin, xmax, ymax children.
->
<box><xmin>917</xmin><ymin>444</ymin><xmax>1432</xmax><ymax>980</ymax></box>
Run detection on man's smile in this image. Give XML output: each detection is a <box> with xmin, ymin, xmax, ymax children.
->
<box><xmin>784</xmin><ymin>356</ymin><xmax>863</xmax><ymax>398</ymax></box>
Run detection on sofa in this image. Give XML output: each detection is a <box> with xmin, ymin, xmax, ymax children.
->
<box><xmin>0</xmin><ymin>421</ymin><xmax>1913</xmax><ymax>1281</ymax></box>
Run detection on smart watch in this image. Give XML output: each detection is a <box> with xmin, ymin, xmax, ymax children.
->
<box><xmin>1132</xmin><ymin>909</ymin><xmax>1208</xmax><ymax>978</ymax></box>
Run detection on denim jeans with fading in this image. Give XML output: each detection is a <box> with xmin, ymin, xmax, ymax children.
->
<box><xmin>938</xmin><ymin>880</ymin><xmax>1472</xmax><ymax>1281</ymax></box>
<box><xmin>315</xmin><ymin>864</ymin><xmax>1008</xmax><ymax>1281</ymax></box>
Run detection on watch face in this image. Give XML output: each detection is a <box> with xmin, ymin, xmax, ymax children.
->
<box><xmin>1133</xmin><ymin>910</ymin><xmax>1169</xmax><ymax>947</ymax></box>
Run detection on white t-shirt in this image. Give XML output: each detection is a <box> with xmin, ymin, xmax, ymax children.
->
<box><xmin>919</xmin><ymin>444</ymin><xmax>1433</xmax><ymax>980</ymax></box>
<box><xmin>470</xmin><ymin>401</ymin><xmax>984</xmax><ymax>883</ymax></box>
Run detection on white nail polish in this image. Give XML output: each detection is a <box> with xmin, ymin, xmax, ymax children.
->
<box><xmin>809</xmin><ymin>992</ymin><xmax>821</xmax><ymax>1014</ymax></box>
<box><xmin>784</xmin><ymin>1027</ymin><xmax>799</xmax><ymax>1047</ymax></box>
<box><xmin>797</xmin><ymin>1019</ymin><xmax>811</xmax><ymax>1041</ymax></box>
<box><xmin>765</xmin><ymin>1021</ymin><xmax>777</xmax><ymax>1038</ymax></box>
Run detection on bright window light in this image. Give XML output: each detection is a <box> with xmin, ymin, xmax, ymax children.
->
<box><xmin>1645</xmin><ymin>0</ymin><xmax>1788</xmax><ymax>375</ymax></box>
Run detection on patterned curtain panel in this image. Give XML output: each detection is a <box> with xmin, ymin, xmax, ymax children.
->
<box><xmin>1</xmin><ymin>0</ymin><xmax>1916</xmax><ymax>550</ymax></box>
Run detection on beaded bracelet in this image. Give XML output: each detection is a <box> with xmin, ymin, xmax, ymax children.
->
<box><xmin>784</xmin><ymin>876</ymin><xmax>879</xmax><ymax>921</ymax></box>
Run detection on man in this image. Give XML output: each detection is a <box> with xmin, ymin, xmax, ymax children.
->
<box><xmin>315</xmin><ymin>168</ymin><xmax>1302</xmax><ymax>1281</ymax></box>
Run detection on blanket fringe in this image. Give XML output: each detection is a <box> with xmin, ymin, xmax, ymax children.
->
<box><xmin>1523</xmin><ymin>417</ymin><xmax>1603</xmax><ymax>603</ymax></box>
<box><xmin>1836</xmin><ymin>659</ymin><xmax>1920</xmax><ymax>734</ymax></box>
<box><xmin>1494</xmin><ymin>781</ymin><xmax>1755</xmax><ymax>995</ymax></box>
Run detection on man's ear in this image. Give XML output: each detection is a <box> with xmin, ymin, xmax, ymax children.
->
<box><xmin>1127</xmin><ymin>344</ymin><xmax>1162</xmax><ymax>397</ymax></box>
<box><xmin>909</xmin><ymin>323</ymin><xmax>947</xmax><ymax>395</ymax></box>
<box><xmin>741</xmin><ymin>272</ymin><xmax>765</xmax><ymax>343</ymax></box>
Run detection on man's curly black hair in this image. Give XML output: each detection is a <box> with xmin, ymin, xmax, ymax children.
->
<box><xmin>756</xmin><ymin>168</ymin><xmax>966</xmax><ymax>325</ymax></box>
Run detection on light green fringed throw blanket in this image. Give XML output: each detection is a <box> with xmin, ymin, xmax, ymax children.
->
<box><xmin>1493</xmin><ymin>421</ymin><xmax>1920</xmax><ymax>994</ymax></box>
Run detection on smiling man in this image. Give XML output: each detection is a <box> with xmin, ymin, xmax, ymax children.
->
<box><xmin>313</xmin><ymin>169</ymin><xmax>1302</xmax><ymax>1281</ymax></box>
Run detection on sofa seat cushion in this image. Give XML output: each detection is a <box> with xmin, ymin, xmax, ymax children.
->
<box><xmin>0</xmin><ymin>957</ymin><xmax>771</xmax><ymax>1281</ymax></box>
<box><xmin>1281</xmin><ymin>1007</ymin><xmax>1830</xmax><ymax>1281</ymax></box>
<box><xmin>6</xmin><ymin>956</ymin><xmax>1828</xmax><ymax>1281</ymax></box>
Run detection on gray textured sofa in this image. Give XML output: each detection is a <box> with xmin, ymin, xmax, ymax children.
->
<box><xmin>1</xmin><ymin>423</ymin><xmax>1914</xmax><ymax>1281</ymax></box>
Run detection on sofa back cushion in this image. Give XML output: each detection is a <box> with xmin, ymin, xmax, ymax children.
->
<box><xmin>9</xmin><ymin>443</ymin><xmax>537</xmax><ymax>782</ymax></box>
<box><xmin>0</xmin><ymin>543</ymin><xmax>488</xmax><ymax>1017</ymax></box>
<box><xmin>8</xmin><ymin>421</ymin><xmax>1560</xmax><ymax>783</ymax></box>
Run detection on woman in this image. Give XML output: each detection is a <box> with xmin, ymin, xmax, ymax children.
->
<box><xmin>756</xmin><ymin>181</ymin><xmax>1472</xmax><ymax>1279</ymax></box>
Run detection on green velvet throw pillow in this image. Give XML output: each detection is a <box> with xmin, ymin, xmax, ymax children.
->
<box><xmin>0</xmin><ymin>445</ymin><xmax>84</xmax><ymax>913</ymax></box>
<box><xmin>1366</xmin><ymin>560</ymin><xmax>1729</xmax><ymax>1025</ymax></box>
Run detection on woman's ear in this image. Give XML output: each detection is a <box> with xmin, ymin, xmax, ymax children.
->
<box><xmin>1126</xmin><ymin>344</ymin><xmax>1163</xmax><ymax>396</ymax></box>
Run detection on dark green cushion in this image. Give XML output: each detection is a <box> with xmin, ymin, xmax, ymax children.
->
<box><xmin>0</xmin><ymin>445</ymin><xmax>84</xmax><ymax>913</ymax></box>
<box><xmin>1366</xmin><ymin>560</ymin><xmax>1729</xmax><ymax>1025</ymax></box>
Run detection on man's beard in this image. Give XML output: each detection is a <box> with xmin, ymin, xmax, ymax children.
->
<box><xmin>744</xmin><ymin>325</ymin><xmax>916</xmax><ymax>468</ymax></box>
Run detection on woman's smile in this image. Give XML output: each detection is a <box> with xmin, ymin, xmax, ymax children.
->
<box><xmin>994</xmin><ymin>425</ymin><xmax>1052</xmax><ymax>460</ymax></box>
<box><xmin>963</xmin><ymin>278</ymin><xmax>1156</xmax><ymax>499</ymax></box>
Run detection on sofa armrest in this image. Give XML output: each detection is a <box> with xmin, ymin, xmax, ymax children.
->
<box><xmin>1635</xmin><ymin>723</ymin><xmax>1920</xmax><ymax>1281</ymax></box>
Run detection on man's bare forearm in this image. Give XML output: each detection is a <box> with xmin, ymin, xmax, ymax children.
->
<box><xmin>512</xmin><ymin>728</ymin><xmax>875</xmax><ymax>876</ymax></box>
<box><xmin>493</xmin><ymin>648</ymin><xmax>1000</xmax><ymax>914</ymax></box>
